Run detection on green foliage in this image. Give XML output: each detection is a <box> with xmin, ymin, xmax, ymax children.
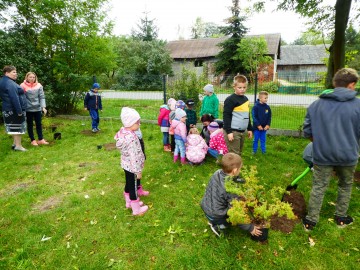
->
<box><xmin>292</xmin><ymin>29</ymin><xmax>330</xmax><ymax>45</ymax></box>
<box><xmin>215</xmin><ymin>0</ymin><xmax>248</xmax><ymax>76</ymax></box>
<box><xmin>234</xmin><ymin>36</ymin><xmax>273</xmax><ymax>82</ymax></box>
<box><xmin>167</xmin><ymin>67</ymin><xmax>208</xmax><ymax>110</ymax></box>
<box><xmin>112</xmin><ymin>37</ymin><xmax>173</xmax><ymax>90</ymax></box>
<box><xmin>226</xmin><ymin>166</ymin><xmax>296</xmax><ymax>227</ymax></box>
<box><xmin>131</xmin><ymin>12</ymin><xmax>159</xmax><ymax>41</ymax></box>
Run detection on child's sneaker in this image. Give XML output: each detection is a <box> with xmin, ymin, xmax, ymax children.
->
<box><xmin>208</xmin><ymin>222</ymin><xmax>221</xmax><ymax>237</ymax></box>
<box><xmin>303</xmin><ymin>218</ymin><xmax>316</xmax><ymax>231</ymax></box>
<box><xmin>334</xmin><ymin>215</ymin><xmax>353</xmax><ymax>228</ymax></box>
<box><xmin>96</xmin><ymin>127</ymin><xmax>101</xmax><ymax>131</ymax></box>
<box><xmin>92</xmin><ymin>128</ymin><xmax>98</xmax><ymax>133</ymax></box>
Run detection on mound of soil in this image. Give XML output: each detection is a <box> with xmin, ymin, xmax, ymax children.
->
<box><xmin>270</xmin><ymin>215</ymin><xmax>298</xmax><ymax>234</ymax></box>
<box><xmin>81</xmin><ymin>130</ymin><xmax>96</xmax><ymax>135</ymax></box>
<box><xmin>282</xmin><ymin>190</ymin><xmax>307</xmax><ymax>219</ymax></box>
<box><xmin>354</xmin><ymin>171</ymin><xmax>360</xmax><ymax>184</ymax></box>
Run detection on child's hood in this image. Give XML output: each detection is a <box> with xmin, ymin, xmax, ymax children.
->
<box><xmin>210</xmin><ymin>128</ymin><xmax>223</xmax><ymax>138</ymax></box>
<box><xmin>160</xmin><ymin>104</ymin><xmax>170</xmax><ymax>110</ymax></box>
<box><xmin>187</xmin><ymin>134</ymin><xmax>204</xmax><ymax>146</ymax></box>
<box><xmin>171</xmin><ymin>119</ymin><xmax>182</xmax><ymax>128</ymax></box>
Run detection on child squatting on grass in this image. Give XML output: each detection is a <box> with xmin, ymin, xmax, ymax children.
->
<box><xmin>201</xmin><ymin>153</ymin><xmax>262</xmax><ymax>237</ymax></box>
<box><xmin>185</xmin><ymin>127</ymin><xmax>208</xmax><ymax>165</ymax></box>
<box><xmin>115</xmin><ymin>107</ymin><xmax>149</xmax><ymax>216</ymax></box>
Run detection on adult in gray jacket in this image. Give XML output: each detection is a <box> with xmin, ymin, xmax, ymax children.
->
<box><xmin>302</xmin><ymin>68</ymin><xmax>360</xmax><ymax>231</ymax></box>
<box><xmin>0</xmin><ymin>65</ymin><xmax>27</xmax><ymax>151</ymax></box>
<box><xmin>200</xmin><ymin>153</ymin><xmax>262</xmax><ymax>237</ymax></box>
<box><xmin>20</xmin><ymin>72</ymin><xmax>49</xmax><ymax>146</ymax></box>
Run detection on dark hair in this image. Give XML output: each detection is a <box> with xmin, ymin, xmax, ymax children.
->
<box><xmin>201</xmin><ymin>114</ymin><xmax>215</xmax><ymax>123</ymax></box>
<box><xmin>333</xmin><ymin>68</ymin><xmax>359</xmax><ymax>88</ymax></box>
<box><xmin>221</xmin><ymin>153</ymin><xmax>242</xmax><ymax>174</ymax></box>
<box><xmin>3</xmin><ymin>65</ymin><xmax>16</xmax><ymax>74</ymax></box>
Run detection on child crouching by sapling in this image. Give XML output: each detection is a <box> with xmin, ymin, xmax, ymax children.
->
<box><xmin>185</xmin><ymin>128</ymin><xmax>208</xmax><ymax>165</ymax></box>
<box><xmin>201</xmin><ymin>153</ymin><xmax>262</xmax><ymax>237</ymax></box>
<box><xmin>115</xmin><ymin>107</ymin><xmax>149</xmax><ymax>216</ymax></box>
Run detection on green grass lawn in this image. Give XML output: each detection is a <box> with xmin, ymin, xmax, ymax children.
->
<box><xmin>0</xmin><ymin>117</ymin><xmax>359</xmax><ymax>269</ymax></box>
<box><xmin>77</xmin><ymin>99</ymin><xmax>306</xmax><ymax>131</ymax></box>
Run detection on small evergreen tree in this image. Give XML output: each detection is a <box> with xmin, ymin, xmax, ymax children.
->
<box><xmin>215</xmin><ymin>0</ymin><xmax>248</xmax><ymax>76</ymax></box>
<box><xmin>131</xmin><ymin>12</ymin><xmax>159</xmax><ymax>42</ymax></box>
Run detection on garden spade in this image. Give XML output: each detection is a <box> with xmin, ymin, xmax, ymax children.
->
<box><xmin>286</xmin><ymin>165</ymin><xmax>313</xmax><ymax>191</ymax></box>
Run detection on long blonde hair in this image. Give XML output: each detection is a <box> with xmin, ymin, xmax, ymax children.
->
<box><xmin>24</xmin><ymin>72</ymin><xmax>38</xmax><ymax>83</ymax></box>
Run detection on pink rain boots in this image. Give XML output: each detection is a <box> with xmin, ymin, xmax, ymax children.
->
<box><xmin>181</xmin><ymin>157</ymin><xmax>187</xmax><ymax>165</ymax></box>
<box><xmin>130</xmin><ymin>198</ymin><xmax>148</xmax><ymax>216</ymax></box>
<box><xmin>137</xmin><ymin>185</ymin><xmax>149</xmax><ymax>196</ymax></box>
<box><xmin>174</xmin><ymin>155</ymin><xmax>179</xmax><ymax>163</ymax></box>
<box><xmin>123</xmin><ymin>192</ymin><xmax>144</xmax><ymax>208</ymax></box>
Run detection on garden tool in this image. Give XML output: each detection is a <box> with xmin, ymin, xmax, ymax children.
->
<box><xmin>286</xmin><ymin>164</ymin><xmax>313</xmax><ymax>191</ymax></box>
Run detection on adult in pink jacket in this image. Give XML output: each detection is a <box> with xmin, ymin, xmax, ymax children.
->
<box><xmin>186</xmin><ymin>128</ymin><xmax>208</xmax><ymax>164</ymax></box>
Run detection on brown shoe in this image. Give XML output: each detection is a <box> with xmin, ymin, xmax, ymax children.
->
<box><xmin>37</xmin><ymin>139</ymin><xmax>49</xmax><ymax>145</ymax></box>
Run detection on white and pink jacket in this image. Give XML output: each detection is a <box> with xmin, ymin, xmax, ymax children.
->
<box><xmin>209</xmin><ymin>129</ymin><xmax>228</xmax><ymax>155</ymax></box>
<box><xmin>186</xmin><ymin>134</ymin><xmax>208</xmax><ymax>164</ymax></box>
<box><xmin>114</xmin><ymin>127</ymin><xmax>145</xmax><ymax>174</ymax></box>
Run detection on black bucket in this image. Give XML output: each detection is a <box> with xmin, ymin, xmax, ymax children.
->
<box><xmin>54</xmin><ymin>132</ymin><xmax>62</xmax><ymax>140</ymax></box>
<box><xmin>250</xmin><ymin>228</ymin><xmax>269</xmax><ymax>243</ymax></box>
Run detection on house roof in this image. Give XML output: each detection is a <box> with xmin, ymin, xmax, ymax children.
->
<box><xmin>277</xmin><ymin>45</ymin><xmax>329</xmax><ymax>65</ymax></box>
<box><xmin>166</xmin><ymin>33</ymin><xmax>281</xmax><ymax>59</ymax></box>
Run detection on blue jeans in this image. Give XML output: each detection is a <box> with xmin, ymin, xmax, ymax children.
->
<box><xmin>208</xmin><ymin>148</ymin><xmax>219</xmax><ymax>158</ymax></box>
<box><xmin>26</xmin><ymin>111</ymin><xmax>43</xmax><ymax>141</ymax></box>
<box><xmin>162</xmin><ymin>132</ymin><xmax>169</xmax><ymax>146</ymax></box>
<box><xmin>89</xmin><ymin>109</ymin><xmax>99</xmax><ymax>129</ymax></box>
<box><xmin>204</xmin><ymin>213</ymin><xmax>230</xmax><ymax>226</ymax></box>
<box><xmin>253</xmin><ymin>130</ymin><xmax>267</xmax><ymax>153</ymax></box>
<box><xmin>174</xmin><ymin>139</ymin><xmax>186</xmax><ymax>158</ymax></box>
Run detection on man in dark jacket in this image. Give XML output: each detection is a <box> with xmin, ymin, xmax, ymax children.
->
<box><xmin>302</xmin><ymin>68</ymin><xmax>360</xmax><ymax>231</ymax></box>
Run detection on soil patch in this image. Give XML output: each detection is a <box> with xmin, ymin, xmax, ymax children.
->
<box><xmin>79</xmin><ymin>162</ymin><xmax>99</xmax><ymax>167</ymax></box>
<box><xmin>104</xmin><ymin>142</ymin><xmax>117</xmax><ymax>151</ymax></box>
<box><xmin>81</xmin><ymin>130</ymin><xmax>96</xmax><ymax>135</ymax></box>
<box><xmin>282</xmin><ymin>190</ymin><xmax>307</xmax><ymax>219</ymax></box>
<box><xmin>32</xmin><ymin>196</ymin><xmax>62</xmax><ymax>213</ymax></box>
<box><xmin>354</xmin><ymin>171</ymin><xmax>360</xmax><ymax>184</ymax></box>
<box><xmin>0</xmin><ymin>181</ymin><xmax>36</xmax><ymax>196</ymax></box>
<box><xmin>270</xmin><ymin>215</ymin><xmax>299</xmax><ymax>234</ymax></box>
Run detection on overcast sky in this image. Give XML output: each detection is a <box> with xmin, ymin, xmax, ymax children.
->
<box><xmin>108</xmin><ymin>0</ymin><xmax>311</xmax><ymax>43</ymax></box>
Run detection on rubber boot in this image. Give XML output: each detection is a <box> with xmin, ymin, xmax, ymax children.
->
<box><xmin>181</xmin><ymin>157</ymin><xmax>187</xmax><ymax>165</ymax></box>
<box><xmin>174</xmin><ymin>155</ymin><xmax>179</xmax><ymax>163</ymax></box>
<box><xmin>164</xmin><ymin>145</ymin><xmax>171</xmax><ymax>152</ymax></box>
<box><xmin>137</xmin><ymin>185</ymin><xmax>150</xmax><ymax>196</ymax></box>
<box><xmin>123</xmin><ymin>192</ymin><xmax>143</xmax><ymax>208</ymax></box>
<box><xmin>130</xmin><ymin>199</ymin><xmax>148</xmax><ymax>216</ymax></box>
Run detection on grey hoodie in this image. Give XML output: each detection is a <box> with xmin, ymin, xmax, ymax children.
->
<box><xmin>303</xmin><ymin>87</ymin><xmax>360</xmax><ymax>166</ymax></box>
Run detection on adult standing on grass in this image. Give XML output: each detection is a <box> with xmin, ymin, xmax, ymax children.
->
<box><xmin>223</xmin><ymin>75</ymin><xmax>252</xmax><ymax>156</ymax></box>
<box><xmin>20</xmin><ymin>72</ymin><xmax>49</xmax><ymax>146</ymax></box>
<box><xmin>0</xmin><ymin>65</ymin><xmax>27</xmax><ymax>151</ymax></box>
<box><xmin>302</xmin><ymin>68</ymin><xmax>360</xmax><ymax>231</ymax></box>
<box><xmin>200</xmin><ymin>84</ymin><xmax>219</xmax><ymax>119</ymax></box>
<box><xmin>84</xmin><ymin>83</ymin><xmax>102</xmax><ymax>133</ymax></box>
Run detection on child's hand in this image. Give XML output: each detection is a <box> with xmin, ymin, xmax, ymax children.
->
<box><xmin>227</xmin><ymin>133</ymin><xmax>234</xmax><ymax>141</ymax></box>
<box><xmin>136</xmin><ymin>173</ymin><xmax>142</xmax><ymax>179</ymax></box>
<box><xmin>264</xmin><ymin>125</ymin><xmax>270</xmax><ymax>130</ymax></box>
<box><xmin>250</xmin><ymin>226</ymin><xmax>262</xmax><ymax>236</ymax></box>
<box><xmin>257</xmin><ymin>125</ymin><xmax>263</xmax><ymax>130</ymax></box>
<box><xmin>247</xmin><ymin>131</ymin><xmax>253</xmax><ymax>139</ymax></box>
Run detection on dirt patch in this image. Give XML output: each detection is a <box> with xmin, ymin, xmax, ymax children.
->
<box><xmin>354</xmin><ymin>171</ymin><xmax>360</xmax><ymax>184</ymax></box>
<box><xmin>32</xmin><ymin>196</ymin><xmax>63</xmax><ymax>213</ymax></box>
<box><xmin>0</xmin><ymin>181</ymin><xmax>36</xmax><ymax>196</ymax></box>
<box><xmin>270</xmin><ymin>215</ymin><xmax>299</xmax><ymax>234</ymax></box>
<box><xmin>79</xmin><ymin>162</ymin><xmax>99</xmax><ymax>167</ymax></box>
<box><xmin>282</xmin><ymin>190</ymin><xmax>307</xmax><ymax>219</ymax></box>
<box><xmin>104</xmin><ymin>142</ymin><xmax>117</xmax><ymax>151</ymax></box>
<box><xmin>81</xmin><ymin>130</ymin><xmax>96</xmax><ymax>135</ymax></box>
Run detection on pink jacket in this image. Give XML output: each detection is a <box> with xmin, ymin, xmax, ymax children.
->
<box><xmin>171</xmin><ymin>119</ymin><xmax>187</xmax><ymax>143</ymax></box>
<box><xmin>114</xmin><ymin>127</ymin><xmax>145</xmax><ymax>174</ymax></box>
<box><xmin>158</xmin><ymin>105</ymin><xmax>170</xmax><ymax>132</ymax></box>
<box><xmin>186</xmin><ymin>134</ymin><xmax>208</xmax><ymax>163</ymax></box>
<box><xmin>209</xmin><ymin>129</ymin><xmax>228</xmax><ymax>155</ymax></box>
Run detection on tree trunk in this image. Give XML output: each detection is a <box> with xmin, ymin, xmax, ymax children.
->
<box><xmin>325</xmin><ymin>0</ymin><xmax>352</xmax><ymax>88</ymax></box>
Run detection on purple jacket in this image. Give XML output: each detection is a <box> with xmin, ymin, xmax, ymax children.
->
<box><xmin>186</xmin><ymin>134</ymin><xmax>208</xmax><ymax>163</ymax></box>
<box><xmin>114</xmin><ymin>127</ymin><xmax>145</xmax><ymax>174</ymax></box>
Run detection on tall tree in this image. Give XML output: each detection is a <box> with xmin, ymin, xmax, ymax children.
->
<box><xmin>215</xmin><ymin>0</ymin><xmax>248</xmax><ymax>76</ymax></box>
<box><xmin>255</xmin><ymin>0</ymin><xmax>357</xmax><ymax>88</ymax></box>
<box><xmin>292</xmin><ymin>29</ymin><xmax>330</xmax><ymax>45</ymax></box>
<box><xmin>131</xmin><ymin>12</ymin><xmax>159</xmax><ymax>41</ymax></box>
<box><xmin>191</xmin><ymin>17</ymin><xmax>205</xmax><ymax>39</ymax></box>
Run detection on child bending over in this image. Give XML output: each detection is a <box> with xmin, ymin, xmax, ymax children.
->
<box><xmin>201</xmin><ymin>153</ymin><xmax>262</xmax><ymax>237</ymax></box>
<box><xmin>186</xmin><ymin>127</ymin><xmax>208</xmax><ymax>165</ymax></box>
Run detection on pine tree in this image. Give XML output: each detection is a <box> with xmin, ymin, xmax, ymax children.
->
<box><xmin>215</xmin><ymin>0</ymin><xmax>248</xmax><ymax>76</ymax></box>
<box><xmin>131</xmin><ymin>12</ymin><xmax>159</xmax><ymax>41</ymax></box>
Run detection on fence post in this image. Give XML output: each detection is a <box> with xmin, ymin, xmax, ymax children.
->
<box><xmin>163</xmin><ymin>74</ymin><xmax>167</xmax><ymax>104</ymax></box>
<box><xmin>254</xmin><ymin>73</ymin><xmax>258</xmax><ymax>103</ymax></box>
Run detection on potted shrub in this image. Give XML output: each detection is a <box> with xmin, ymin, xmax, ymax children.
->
<box><xmin>225</xmin><ymin>166</ymin><xmax>296</xmax><ymax>242</ymax></box>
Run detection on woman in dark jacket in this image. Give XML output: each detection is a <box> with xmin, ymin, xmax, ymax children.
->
<box><xmin>0</xmin><ymin>65</ymin><xmax>27</xmax><ymax>151</ymax></box>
